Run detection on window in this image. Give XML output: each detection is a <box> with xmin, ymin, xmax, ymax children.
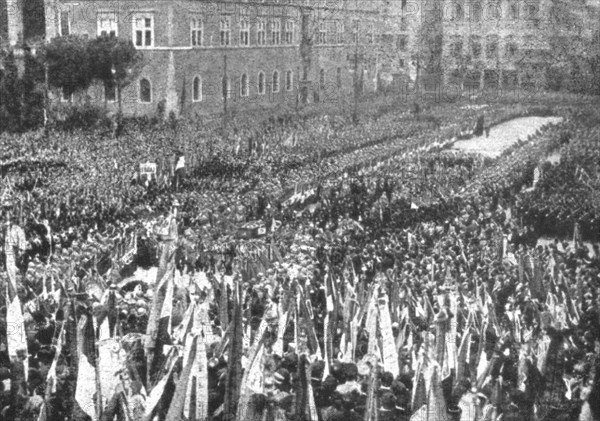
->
<box><xmin>257</xmin><ymin>19</ymin><xmax>266</xmax><ymax>46</ymax></box>
<box><xmin>451</xmin><ymin>36</ymin><xmax>463</xmax><ymax>56</ymax></box>
<box><xmin>240</xmin><ymin>73</ymin><xmax>249</xmax><ymax>97</ymax></box>
<box><xmin>104</xmin><ymin>83</ymin><xmax>117</xmax><ymax>102</ymax></box>
<box><xmin>470</xmin><ymin>35</ymin><xmax>482</xmax><ymax>58</ymax></box>
<box><xmin>60</xmin><ymin>88</ymin><xmax>72</xmax><ymax>102</ymax></box>
<box><xmin>336</xmin><ymin>67</ymin><xmax>341</xmax><ymax>88</ymax></box>
<box><xmin>352</xmin><ymin>20</ymin><xmax>359</xmax><ymax>44</ymax></box>
<box><xmin>506</xmin><ymin>38</ymin><xmax>518</xmax><ymax>58</ymax></box>
<box><xmin>397</xmin><ymin>35</ymin><xmax>407</xmax><ymax>50</ymax></box>
<box><xmin>285</xmin><ymin>70</ymin><xmax>293</xmax><ymax>91</ymax></box>
<box><xmin>220</xmin><ymin>16</ymin><xmax>231</xmax><ymax>46</ymax></box>
<box><xmin>486</xmin><ymin>35</ymin><xmax>498</xmax><ymax>59</ymax></box>
<box><xmin>133</xmin><ymin>15</ymin><xmax>153</xmax><ymax>48</ymax></box>
<box><xmin>272</xmin><ymin>70</ymin><xmax>280</xmax><ymax>93</ymax></box>
<box><xmin>366</xmin><ymin>23</ymin><xmax>374</xmax><ymax>44</ymax></box>
<box><xmin>335</xmin><ymin>21</ymin><xmax>344</xmax><ymax>44</ymax></box>
<box><xmin>258</xmin><ymin>71</ymin><xmax>265</xmax><ymax>95</ymax></box>
<box><xmin>509</xmin><ymin>3</ymin><xmax>518</xmax><ymax>20</ymax></box>
<box><xmin>240</xmin><ymin>19</ymin><xmax>249</xmax><ymax>46</ymax></box>
<box><xmin>448</xmin><ymin>2</ymin><xmax>464</xmax><ymax>21</ymax></box>
<box><xmin>97</xmin><ymin>12</ymin><xmax>117</xmax><ymax>37</ymax></box>
<box><xmin>139</xmin><ymin>78</ymin><xmax>152</xmax><ymax>103</ymax></box>
<box><xmin>60</xmin><ymin>11</ymin><xmax>70</xmax><ymax>36</ymax></box>
<box><xmin>222</xmin><ymin>77</ymin><xmax>231</xmax><ymax>99</ymax></box>
<box><xmin>319</xmin><ymin>68</ymin><xmax>325</xmax><ymax>86</ymax></box>
<box><xmin>318</xmin><ymin>22</ymin><xmax>327</xmax><ymax>44</ymax></box>
<box><xmin>285</xmin><ymin>20</ymin><xmax>294</xmax><ymax>44</ymax></box>
<box><xmin>191</xmin><ymin>18</ymin><xmax>203</xmax><ymax>46</ymax></box>
<box><xmin>471</xmin><ymin>1</ymin><xmax>482</xmax><ymax>22</ymax></box>
<box><xmin>193</xmin><ymin>76</ymin><xmax>202</xmax><ymax>102</ymax></box>
<box><xmin>271</xmin><ymin>20</ymin><xmax>281</xmax><ymax>45</ymax></box>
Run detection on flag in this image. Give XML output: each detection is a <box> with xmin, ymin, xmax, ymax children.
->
<box><xmin>236</xmin><ymin>339</ymin><xmax>265</xmax><ymax>421</ymax></box>
<box><xmin>45</xmin><ymin>324</ymin><xmax>65</xmax><ymax>395</ymax></box>
<box><xmin>224</xmin><ymin>281</ymin><xmax>244</xmax><ymax>421</ymax></box>
<box><xmin>364</xmin><ymin>362</ymin><xmax>379</xmax><ymax>421</ymax></box>
<box><xmin>573</xmin><ymin>222</ymin><xmax>581</xmax><ymax>249</ymax></box>
<box><xmin>219</xmin><ymin>276</ymin><xmax>229</xmax><ymax>332</ymax></box>
<box><xmin>411</xmin><ymin>344</ymin><xmax>427</xmax><ymax>412</ymax></box>
<box><xmin>365</xmin><ymin>289</ymin><xmax>379</xmax><ymax>356</ymax></box>
<box><xmin>159</xmin><ymin>267</ymin><xmax>175</xmax><ymax>338</ymax></box>
<box><xmin>426</xmin><ymin>366</ymin><xmax>446</xmax><ymax>421</ymax></box>
<box><xmin>165</xmin><ymin>335</ymin><xmax>197</xmax><ymax>421</ymax></box>
<box><xmin>184</xmin><ymin>334</ymin><xmax>209</xmax><ymax>420</ymax></box>
<box><xmin>120</xmin><ymin>233</ymin><xmax>137</xmax><ymax>265</ymax></box>
<box><xmin>144</xmin><ymin>348</ymin><xmax>179</xmax><ymax>419</ymax></box>
<box><xmin>146</xmin><ymin>250</ymin><xmax>177</xmax><ymax>384</ymax></box>
<box><xmin>455</xmin><ymin>312</ymin><xmax>472</xmax><ymax>388</ymax></box>
<box><xmin>272</xmin><ymin>306</ymin><xmax>288</xmax><ymax>356</ymax></box>
<box><xmin>6</xmin><ymin>280</ymin><xmax>28</xmax><ymax>365</ymax></box>
<box><xmin>378</xmin><ymin>295</ymin><xmax>399</xmax><ymax>377</ymax></box>
<box><xmin>75</xmin><ymin>315</ymin><xmax>98</xmax><ymax>420</ymax></box>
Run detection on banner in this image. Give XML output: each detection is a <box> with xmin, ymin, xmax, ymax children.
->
<box><xmin>378</xmin><ymin>295</ymin><xmax>399</xmax><ymax>377</ymax></box>
<box><xmin>139</xmin><ymin>163</ymin><xmax>157</xmax><ymax>181</ymax></box>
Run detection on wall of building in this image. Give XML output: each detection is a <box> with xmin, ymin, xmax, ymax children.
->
<box><xmin>42</xmin><ymin>0</ymin><xmax>393</xmax><ymax>116</ymax></box>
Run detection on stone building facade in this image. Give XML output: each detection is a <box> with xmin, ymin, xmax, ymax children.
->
<box><xmin>36</xmin><ymin>0</ymin><xmax>406</xmax><ymax>116</ymax></box>
<box><xmin>1</xmin><ymin>0</ymin><xmax>598</xmax><ymax>116</ymax></box>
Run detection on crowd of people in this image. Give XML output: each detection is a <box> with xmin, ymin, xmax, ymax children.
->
<box><xmin>0</xmin><ymin>96</ymin><xmax>599</xmax><ymax>421</ymax></box>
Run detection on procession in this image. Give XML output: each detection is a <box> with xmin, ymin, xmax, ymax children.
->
<box><xmin>0</xmin><ymin>92</ymin><xmax>598</xmax><ymax>421</ymax></box>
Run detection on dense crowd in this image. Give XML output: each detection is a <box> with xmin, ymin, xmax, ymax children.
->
<box><xmin>0</xmin><ymin>96</ymin><xmax>599</xmax><ymax>421</ymax></box>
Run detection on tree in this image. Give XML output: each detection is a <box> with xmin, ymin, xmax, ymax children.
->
<box><xmin>0</xmin><ymin>52</ymin><xmax>22</xmax><ymax>132</ymax></box>
<box><xmin>101</xmin><ymin>37</ymin><xmax>143</xmax><ymax>113</ymax></box>
<box><xmin>22</xmin><ymin>47</ymin><xmax>45</xmax><ymax>129</ymax></box>
<box><xmin>42</xmin><ymin>35</ymin><xmax>93</xmax><ymax>98</ymax></box>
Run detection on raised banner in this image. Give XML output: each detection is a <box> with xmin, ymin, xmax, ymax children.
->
<box><xmin>139</xmin><ymin>162</ymin><xmax>157</xmax><ymax>181</ymax></box>
<box><xmin>378</xmin><ymin>295</ymin><xmax>399</xmax><ymax>377</ymax></box>
<box><xmin>273</xmin><ymin>309</ymin><xmax>289</xmax><ymax>356</ymax></box>
<box><xmin>97</xmin><ymin>338</ymin><xmax>127</xmax><ymax>411</ymax></box>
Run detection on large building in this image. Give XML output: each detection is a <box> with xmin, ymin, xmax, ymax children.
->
<box><xmin>1</xmin><ymin>0</ymin><xmax>598</xmax><ymax>116</ymax></box>
<box><xmin>6</xmin><ymin>0</ymin><xmax>406</xmax><ymax>116</ymax></box>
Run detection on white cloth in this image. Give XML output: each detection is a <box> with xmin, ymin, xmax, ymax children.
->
<box><xmin>176</xmin><ymin>156</ymin><xmax>185</xmax><ymax>170</ymax></box>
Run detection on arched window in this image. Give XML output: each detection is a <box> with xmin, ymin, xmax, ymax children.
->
<box><xmin>272</xmin><ymin>70</ymin><xmax>280</xmax><ymax>93</ymax></box>
<box><xmin>285</xmin><ymin>70</ymin><xmax>293</xmax><ymax>91</ymax></box>
<box><xmin>139</xmin><ymin>78</ymin><xmax>152</xmax><ymax>103</ymax></box>
<box><xmin>258</xmin><ymin>72</ymin><xmax>265</xmax><ymax>95</ymax></box>
<box><xmin>319</xmin><ymin>69</ymin><xmax>325</xmax><ymax>86</ymax></box>
<box><xmin>193</xmin><ymin>76</ymin><xmax>202</xmax><ymax>102</ymax></box>
<box><xmin>240</xmin><ymin>73</ymin><xmax>248</xmax><ymax>97</ymax></box>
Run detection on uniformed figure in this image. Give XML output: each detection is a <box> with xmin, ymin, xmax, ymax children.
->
<box><xmin>4</xmin><ymin>210</ymin><xmax>27</xmax><ymax>292</ymax></box>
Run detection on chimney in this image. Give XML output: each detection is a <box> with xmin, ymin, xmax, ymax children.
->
<box><xmin>6</xmin><ymin>0</ymin><xmax>23</xmax><ymax>46</ymax></box>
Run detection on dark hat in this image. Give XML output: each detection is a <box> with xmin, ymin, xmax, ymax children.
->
<box><xmin>380</xmin><ymin>371</ymin><xmax>394</xmax><ymax>387</ymax></box>
<box><xmin>37</xmin><ymin>347</ymin><xmax>55</xmax><ymax>365</ymax></box>
<box><xmin>342</xmin><ymin>362</ymin><xmax>358</xmax><ymax>380</ymax></box>
<box><xmin>380</xmin><ymin>392</ymin><xmax>396</xmax><ymax>410</ymax></box>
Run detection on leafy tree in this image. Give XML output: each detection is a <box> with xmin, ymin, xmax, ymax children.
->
<box><xmin>42</xmin><ymin>35</ymin><xmax>93</xmax><ymax>98</ymax></box>
<box><xmin>88</xmin><ymin>35</ymin><xmax>143</xmax><ymax>112</ymax></box>
<box><xmin>22</xmin><ymin>48</ymin><xmax>45</xmax><ymax>128</ymax></box>
<box><xmin>0</xmin><ymin>52</ymin><xmax>22</xmax><ymax>131</ymax></box>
